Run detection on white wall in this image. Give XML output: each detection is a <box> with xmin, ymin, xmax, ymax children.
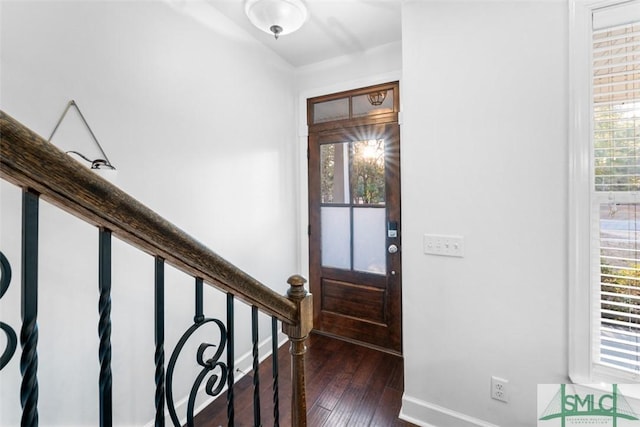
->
<box><xmin>0</xmin><ymin>1</ymin><xmax>297</xmax><ymax>425</ymax></box>
<box><xmin>295</xmin><ymin>41</ymin><xmax>402</xmax><ymax>96</ymax></box>
<box><xmin>400</xmin><ymin>1</ymin><xmax>568</xmax><ymax>426</ymax></box>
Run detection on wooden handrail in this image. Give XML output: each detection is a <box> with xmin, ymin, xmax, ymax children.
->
<box><xmin>0</xmin><ymin>111</ymin><xmax>298</xmax><ymax>324</ymax></box>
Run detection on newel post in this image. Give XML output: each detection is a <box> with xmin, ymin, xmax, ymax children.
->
<box><xmin>282</xmin><ymin>275</ymin><xmax>312</xmax><ymax>427</ymax></box>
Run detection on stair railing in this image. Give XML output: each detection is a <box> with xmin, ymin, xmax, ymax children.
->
<box><xmin>0</xmin><ymin>110</ymin><xmax>312</xmax><ymax>427</ymax></box>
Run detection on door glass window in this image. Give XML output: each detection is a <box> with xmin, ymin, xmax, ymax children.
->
<box><xmin>320</xmin><ymin>138</ymin><xmax>387</xmax><ymax>275</ymax></box>
<box><xmin>353</xmin><ymin>207</ymin><xmax>386</xmax><ymax>273</ymax></box>
<box><xmin>320</xmin><ymin>142</ymin><xmax>350</xmax><ymax>204</ymax></box>
<box><xmin>320</xmin><ymin>206</ymin><xmax>351</xmax><ymax>269</ymax></box>
<box><xmin>352</xmin><ymin>139</ymin><xmax>385</xmax><ymax>204</ymax></box>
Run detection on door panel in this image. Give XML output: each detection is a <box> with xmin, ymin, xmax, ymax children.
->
<box><xmin>321</xmin><ymin>279</ymin><xmax>386</xmax><ymax>324</ymax></box>
<box><xmin>308</xmin><ymin>120</ymin><xmax>401</xmax><ymax>354</ymax></box>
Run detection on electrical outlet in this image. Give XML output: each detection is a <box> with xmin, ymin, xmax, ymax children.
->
<box><xmin>491</xmin><ymin>376</ymin><xmax>508</xmax><ymax>403</ymax></box>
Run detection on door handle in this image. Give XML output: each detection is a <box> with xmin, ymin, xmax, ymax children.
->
<box><xmin>388</xmin><ymin>244</ymin><xmax>398</xmax><ymax>254</ymax></box>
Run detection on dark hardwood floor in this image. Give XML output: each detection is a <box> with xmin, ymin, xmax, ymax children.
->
<box><xmin>194</xmin><ymin>332</ymin><xmax>416</xmax><ymax>427</ymax></box>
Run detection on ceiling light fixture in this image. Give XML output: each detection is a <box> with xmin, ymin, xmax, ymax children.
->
<box><xmin>244</xmin><ymin>0</ymin><xmax>308</xmax><ymax>40</ymax></box>
<box><xmin>367</xmin><ymin>90</ymin><xmax>388</xmax><ymax>106</ymax></box>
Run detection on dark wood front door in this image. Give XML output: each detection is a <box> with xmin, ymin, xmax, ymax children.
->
<box><xmin>307</xmin><ymin>82</ymin><xmax>401</xmax><ymax>354</ymax></box>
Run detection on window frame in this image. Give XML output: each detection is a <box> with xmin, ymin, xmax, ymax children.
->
<box><xmin>569</xmin><ymin>0</ymin><xmax>640</xmax><ymax>384</ymax></box>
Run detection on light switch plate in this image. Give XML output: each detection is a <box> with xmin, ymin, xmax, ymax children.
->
<box><xmin>423</xmin><ymin>234</ymin><xmax>464</xmax><ymax>257</ymax></box>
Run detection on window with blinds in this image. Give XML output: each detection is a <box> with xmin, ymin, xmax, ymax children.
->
<box><xmin>593</xmin><ymin>12</ymin><xmax>640</xmax><ymax>374</ymax></box>
<box><xmin>593</xmin><ymin>21</ymin><xmax>640</xmax><ymax>192</ymax></box>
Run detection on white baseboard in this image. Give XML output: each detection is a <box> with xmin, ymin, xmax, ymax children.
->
<box><xmin>399</xmin><ymin>394</ymin><xmax>500</xmax><ymax>427</ymax></box>
<box><xmin>144</xmin><ymin>332</ymin><xmax>288</xmax><ymax>427</ymax></box>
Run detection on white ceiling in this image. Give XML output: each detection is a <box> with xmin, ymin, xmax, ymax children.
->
<box><xmin>209</xmin><ymin>0</ymin><xmax>403</xmax><ymax>68</ymax></box>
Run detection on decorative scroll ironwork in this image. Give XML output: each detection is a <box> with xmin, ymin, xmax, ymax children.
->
<box><xmin>166</xmin><ymin>279</ymin><xmax>228</xmax><ymax>427</ymax></box>
<box><xmin>0</xmin><ymin>251</ymin><xmax>17</xmax><ymax>371</ymax></box>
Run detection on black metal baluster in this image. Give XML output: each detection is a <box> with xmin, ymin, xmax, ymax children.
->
<box><xmin>227</xmin><ymin>293</ymin><xmax>235</xmax><ymax>427</ymax></box>
<box><xmin>154</xmin><ymin>257</ymin><xmax>165</xmax><ymax>427</ymax></box>
<box><xmin>98</xmin><ymin>228</ymin><xmax>113</xmax><ymax>427</ymax></box>
<box><xmin>20</xmin><ymin>189</ymin><xmax>39</xmax><ymax>427</ymax></box>
<box><xmin>252</xmin><ymin>306</ymin><xmax>261</xmax><ymax>427</ymax></box>
<box><xmin>271</xmin><ymin>317</ymin><xmax>279</xmax><ymax>427</ymax></box>
<box><xmin>194</xmin><ymin>278</ymin><xmax>204</xmax><ymax>324</ymax></box>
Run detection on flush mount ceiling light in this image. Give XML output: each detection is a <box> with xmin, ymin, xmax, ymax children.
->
<box><xmin>245</xmin><ymin>0</ymin><xmax>308</xmax><ymax>40</ymax></box>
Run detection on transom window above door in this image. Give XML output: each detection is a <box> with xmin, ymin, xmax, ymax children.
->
<box><xmin>308</xmin><ymin>82</ymin><xmax>399</xmax><ymax>129</ymax></box>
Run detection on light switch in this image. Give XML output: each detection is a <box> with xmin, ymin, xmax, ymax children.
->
<box><xmin>423</xmin><ymin>234</ymin><xmax>464</xmax><ymax>257</ymax></box>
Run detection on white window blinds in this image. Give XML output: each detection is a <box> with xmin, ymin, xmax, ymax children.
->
<box><xmin>593</xmin><ymin>2</ymin><xmax>640</xmax><ymax>374</ymax></box>
<box><xmin>593</xmin><ymin>18</ymin><xmax>640</xmax><ymax>192</ymax></box>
